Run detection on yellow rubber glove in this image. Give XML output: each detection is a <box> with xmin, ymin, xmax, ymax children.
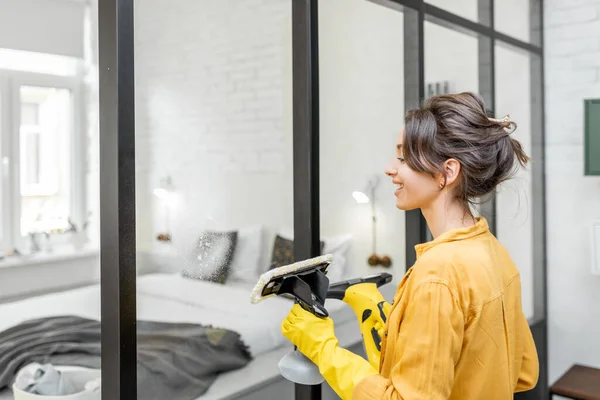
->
<box><xmin>281</xmin><ymin>304</ymin><xmax>379</xmax><ymax>400</ymax></box>
<box><xmin>342</xmin><ymin>283</ymin><xmax>392</xmax><ymax>370</ymax></box>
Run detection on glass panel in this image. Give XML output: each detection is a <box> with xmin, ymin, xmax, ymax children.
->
<box><xmin>425</xmin><ymin>21</ymin><xmax>479</xmax><ymax>96</ymax></box>
<box><xmin>494</xmin><ymin>42</ymin><xmax>534</xmax><ymax>320</ymax></box>
<box><xmin>426</xmin><ymin>0</ymin><xmax>481</xmax><ymax>24</ymax></box>
<box><xmin>425</xmin><ymin>21</ymin><xmax>483</xmax><ymax>227</ymax></box>
<box><xmin>19</xmin><ymin>86</ymin><xmax>72</xmax><ymax>237</ymax></box>
<box><xmin>134</xmin><ymin>1</ymin><xmax>294</xmax><ymax>398</ymax></box>
<box><xmin>319</xmin><ymin>0</ymin><xmax>406</xmax><ymax>285</ymax></box>
<box><xmin>318</xmin><ymin>2</ymin><xmax>405</xmax><ymax>394</ymax></box>
<box><xmin>495</xmin><ymin>0</ymin><xmax>541</xmax><ymax>45</ymax></box>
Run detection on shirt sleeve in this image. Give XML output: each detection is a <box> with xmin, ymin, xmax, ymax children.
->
<box><xmin>515</xmin><ymin>314</ymin><xmax>539</xmax><ymax>392</ymax></box>
<box><xmin>353</xmin><ymin>281</ymin><xmax>464</xmax><ymax>400</ymax></box>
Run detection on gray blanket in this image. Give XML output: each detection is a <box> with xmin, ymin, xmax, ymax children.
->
<box><xmin>0</xmin><ymin>315</ymin><xmax>252</xmax><ymax>399</ymax></box>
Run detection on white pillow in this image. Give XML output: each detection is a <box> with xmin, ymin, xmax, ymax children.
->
<box><xmin>228</xmin><ymin>225</ymin><xmax>264</xmax><ymax>283</ymax></box>
<box><xmin>323</xmin><ymin>234</ymin><xmax>352</xmax><ymax>284</ymax></box>
<box><xmin>271</xmin><ymin>229</ymin><xmax>352</xmax><ymax>284</ymax></box>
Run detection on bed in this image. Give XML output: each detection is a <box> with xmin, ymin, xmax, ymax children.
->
<box><xmin>0</xmin><ymin>227</ymin><xmax>396</xmax><ymax>399</ymax></box>
<box><xmin>0</xmin><ymin>277</ymin><xmax>395</xmax><ymax>399</ymax></box>
<box><xmin>0</xmin><ymin>273</ymin><xmax>389</xmax><ymax>400</ymax></box>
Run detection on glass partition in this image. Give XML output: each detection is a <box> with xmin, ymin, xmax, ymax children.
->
<box><xmin>318</xmin><ymin>1</ymin><xmax>406</xmax><ymax>396</ymax></box>
<box><xmin>425</xmin><ymin>21</ymin><xmax>479</xmax><ymax>97</ymax></box>
<box><xmin>424</xmin><ymin>20</ymin><xmax>486</xmax><ymax>233</ymax></box>
<box><xmin>92</xmin><ymin>0</ymin><xmax>548</xmax><ymax>397</ymax></box>
<box><xmin>319</xmin><ymin>0</ymin><xmax>406</xmax><ymax>288</ymax></box>
<box><xmin>495</xmin><ymin>42</ymin><xmax>535</xmax><ymax>320</ymax></box>
<box><xmin>495</xmin><ymin>0</ymin><xmax>542</xmax><ymax>45</ymax></box>
<box><xmin>134</xmin><ymin>1</ymin><xmax>296</xmax><ymax>398</ymax></box>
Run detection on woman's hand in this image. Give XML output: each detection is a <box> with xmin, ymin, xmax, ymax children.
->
<box><xmin>281</xmin><ymin>303</ymin><xmax>379</xmax><ymax>400</ymax></box>
<box><xmin>281</xmin><ymin>304</ymin><xmax>337</xmax><ymax>364</ymax></box>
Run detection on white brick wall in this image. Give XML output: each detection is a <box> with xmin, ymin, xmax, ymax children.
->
<box><xmin>544</xmin><ymin>0</ymin><xmax>600</xmax><ymax>384</ymax></box>
<box><xmin>134</xmin><ymin>0</ymin><xmax>294</xmax><ymax>253</ymax></box>
<box><xmin>135</xmin><ymin>0</ymin><xmax>289</xmax><ymax>175</ymax></box>
<box><xmin>134</xmin><ymin>0</ymin><xmax>408</xmax><ymax>281</ymax></box>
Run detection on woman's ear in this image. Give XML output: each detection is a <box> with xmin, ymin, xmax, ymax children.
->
<box><xmin>443</xmin><ymin>158</ymin><xmax>461</xmax><ymax>187</ymax></box>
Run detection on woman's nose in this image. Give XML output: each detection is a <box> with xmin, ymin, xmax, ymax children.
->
<box><xmin>385</xmin><ymin>163</ymin><xmax>396</xmax><ymax>177</ymax></box>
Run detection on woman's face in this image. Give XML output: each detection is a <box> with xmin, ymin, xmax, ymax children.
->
<box><xmin>384</xmin><ymin>128</ymin><xmax>441</xmax><ymax>211</ymax></box>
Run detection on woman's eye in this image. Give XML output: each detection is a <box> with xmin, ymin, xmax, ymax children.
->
<box><xmin>397</xmin><ymin>157</ymin><xmax>405</xmax><ymax>163</ymax></box>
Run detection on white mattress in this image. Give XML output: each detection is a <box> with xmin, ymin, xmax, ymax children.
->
<box><xmin>136</xmin><ymin>273</ymin><xmax>355</xmax><ymax>356</ymax></box>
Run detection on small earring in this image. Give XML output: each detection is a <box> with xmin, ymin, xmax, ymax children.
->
<box><xmin>439</xmin><ymin>182</ymin><xmax>444</xmax><ymax>188</ymax></box>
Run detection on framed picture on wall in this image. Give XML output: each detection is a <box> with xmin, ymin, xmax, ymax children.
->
<box><xmin>584</xmin><ymin>99</ymin><xmax>600</xmax><ymax>176</ymax></box>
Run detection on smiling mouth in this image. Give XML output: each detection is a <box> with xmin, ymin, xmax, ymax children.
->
<box><xmin>395</xmin><ymin>184</ymin><xmax>404</xmax><ymax>191</ymax></box>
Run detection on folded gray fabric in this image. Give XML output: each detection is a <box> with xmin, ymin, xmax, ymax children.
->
<box><xmin>0</xmin><ymin>315</ymin><xmax>253</xmax><ymax>400</ymax></box>
<box><xmin>15</xmin><ymin>363</ymin><xmax>78</xmax><ymax>396</ymax></box>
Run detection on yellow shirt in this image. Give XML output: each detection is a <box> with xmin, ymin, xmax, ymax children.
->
<box><xmin>353</xmin><ymin>217</ymin><xmax>539</xmax><ymax>399</ymax></box>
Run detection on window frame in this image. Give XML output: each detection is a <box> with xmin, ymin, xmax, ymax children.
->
<box><xmin>0</xmin><ymin>68</ymin><xmax>86</xmax><ymax>253</ymax></box>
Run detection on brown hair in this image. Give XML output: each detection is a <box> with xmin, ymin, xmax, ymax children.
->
<box><xmin>403</xmin><ymin>91</ymin><xmax>530</xmax><ymax>212</ymax></box>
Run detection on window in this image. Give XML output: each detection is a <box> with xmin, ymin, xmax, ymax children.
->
<box><xmin>19</xmin><ymin>86</ymin><xmax>73</xmax><ymax>236</ymax></box>
<box><xmin>0</xmin><ymin>49</ymin><xmax>85</xmax><ymax>253</ymax></box>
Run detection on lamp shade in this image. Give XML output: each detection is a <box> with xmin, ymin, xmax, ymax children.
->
<box><xmin>352</xmin><ymin>175</ymin><xmax>379</xmax><ymax>203</ymax></box>
<box><xmin>153</xmin><ymin>176</ymin><xmax>174</xmax><ymax>200</ymax></box>
<box><xmin>352</xmin><ymin>191</ymin><xmax>370</xmax><ymax>204</ymax></box>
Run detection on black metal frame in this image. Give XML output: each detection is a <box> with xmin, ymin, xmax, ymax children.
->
<box><xmin>98</xmin><ymin>0</ymin><xmax>137</xmax><ymax>399</ymax></box>
<box><xmin>98</xmin><ymin>0</ymin><xmax>547</xmax><ymax>398</ymax></box>
<box><xmin>292</xmin><ymin>0</ymin><xmax>323</xmax><ymax>399</ymax></box>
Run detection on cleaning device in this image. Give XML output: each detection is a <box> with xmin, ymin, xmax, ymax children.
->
<box><xmin>327</xmin><ymin>272</ymin><xmax>392</xmax><ymax>370</ymax></box>
<box><xmin>250</xmin><ymin>254</ymin><xmax>393</xmax><ymax>384</ymax></box>
<box><xmin>250</xmin><ymin>254</ymin><xmax>333</xmax><ymax>385</ymax></box>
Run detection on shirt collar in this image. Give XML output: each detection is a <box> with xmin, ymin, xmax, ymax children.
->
<box><xmin>414</xmin><ymin>216</ymin><xmax>490</xmax><ymax>258</ymax></box>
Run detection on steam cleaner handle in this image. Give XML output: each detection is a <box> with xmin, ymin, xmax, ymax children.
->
<box><xmin>328</xmin><ymin>274</ymin><xmax>392</xmax><ymax>370</ymax></box>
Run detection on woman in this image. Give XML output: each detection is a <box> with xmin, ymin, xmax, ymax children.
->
<box><xmin>281</xmin><ymin>92</ymin><xmax>539</xmax><ymax>399</ymax></box>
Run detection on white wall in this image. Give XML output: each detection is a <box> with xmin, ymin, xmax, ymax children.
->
<box><xmin>0</xmin><ymin>249</ymin><xmax>98</xmax><ymax>303</ymax></box>
<box><xmin>135</xmin><ymin>0</ymin><xmax>408</xmax><ymax>281</ymax></box>
<box><xmin>545</xmin><ymin>0</ymin><xmax>600</xmax><ymax>383</ymax></box>
<box><xmin>0</xmin><ymin>0</ymin><xmax>85</xmax><ymax>58</ymax></box>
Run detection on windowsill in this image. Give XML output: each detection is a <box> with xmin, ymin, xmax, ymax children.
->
<box><xmin>0</xmin><ymin>245</ymin><xmax>99</xmax><ymax>269</ymax></box>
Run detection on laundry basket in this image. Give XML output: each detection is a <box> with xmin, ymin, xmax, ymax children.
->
<box><xmin>12</xmin><ymin>366</ymin><xmax>100</xmax><ymax>400</ymax></box>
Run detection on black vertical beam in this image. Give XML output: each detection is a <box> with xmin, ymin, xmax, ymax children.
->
<box><xmin>98</xmin><ymin>0</ymin><xmax>137</xmax><ymax>399</ymax></box>
<box><xmin>478</xmin><ymin>0</ymin><xmax>497</xmax><ymax>235</ymax></box>
<box><xmin>292</xmin><ymin>0</ymin><xmax>321</xmax><ymax>399</ymax></box>
<box><xmin>404</xmin><ymin>4</ymin><xmax>429</xmax><ymax>269</ymax></box>
<box><xmin>529</xmin><ymin>0</ymin><xmax>549</xmax><ymax>397</ymax></box>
